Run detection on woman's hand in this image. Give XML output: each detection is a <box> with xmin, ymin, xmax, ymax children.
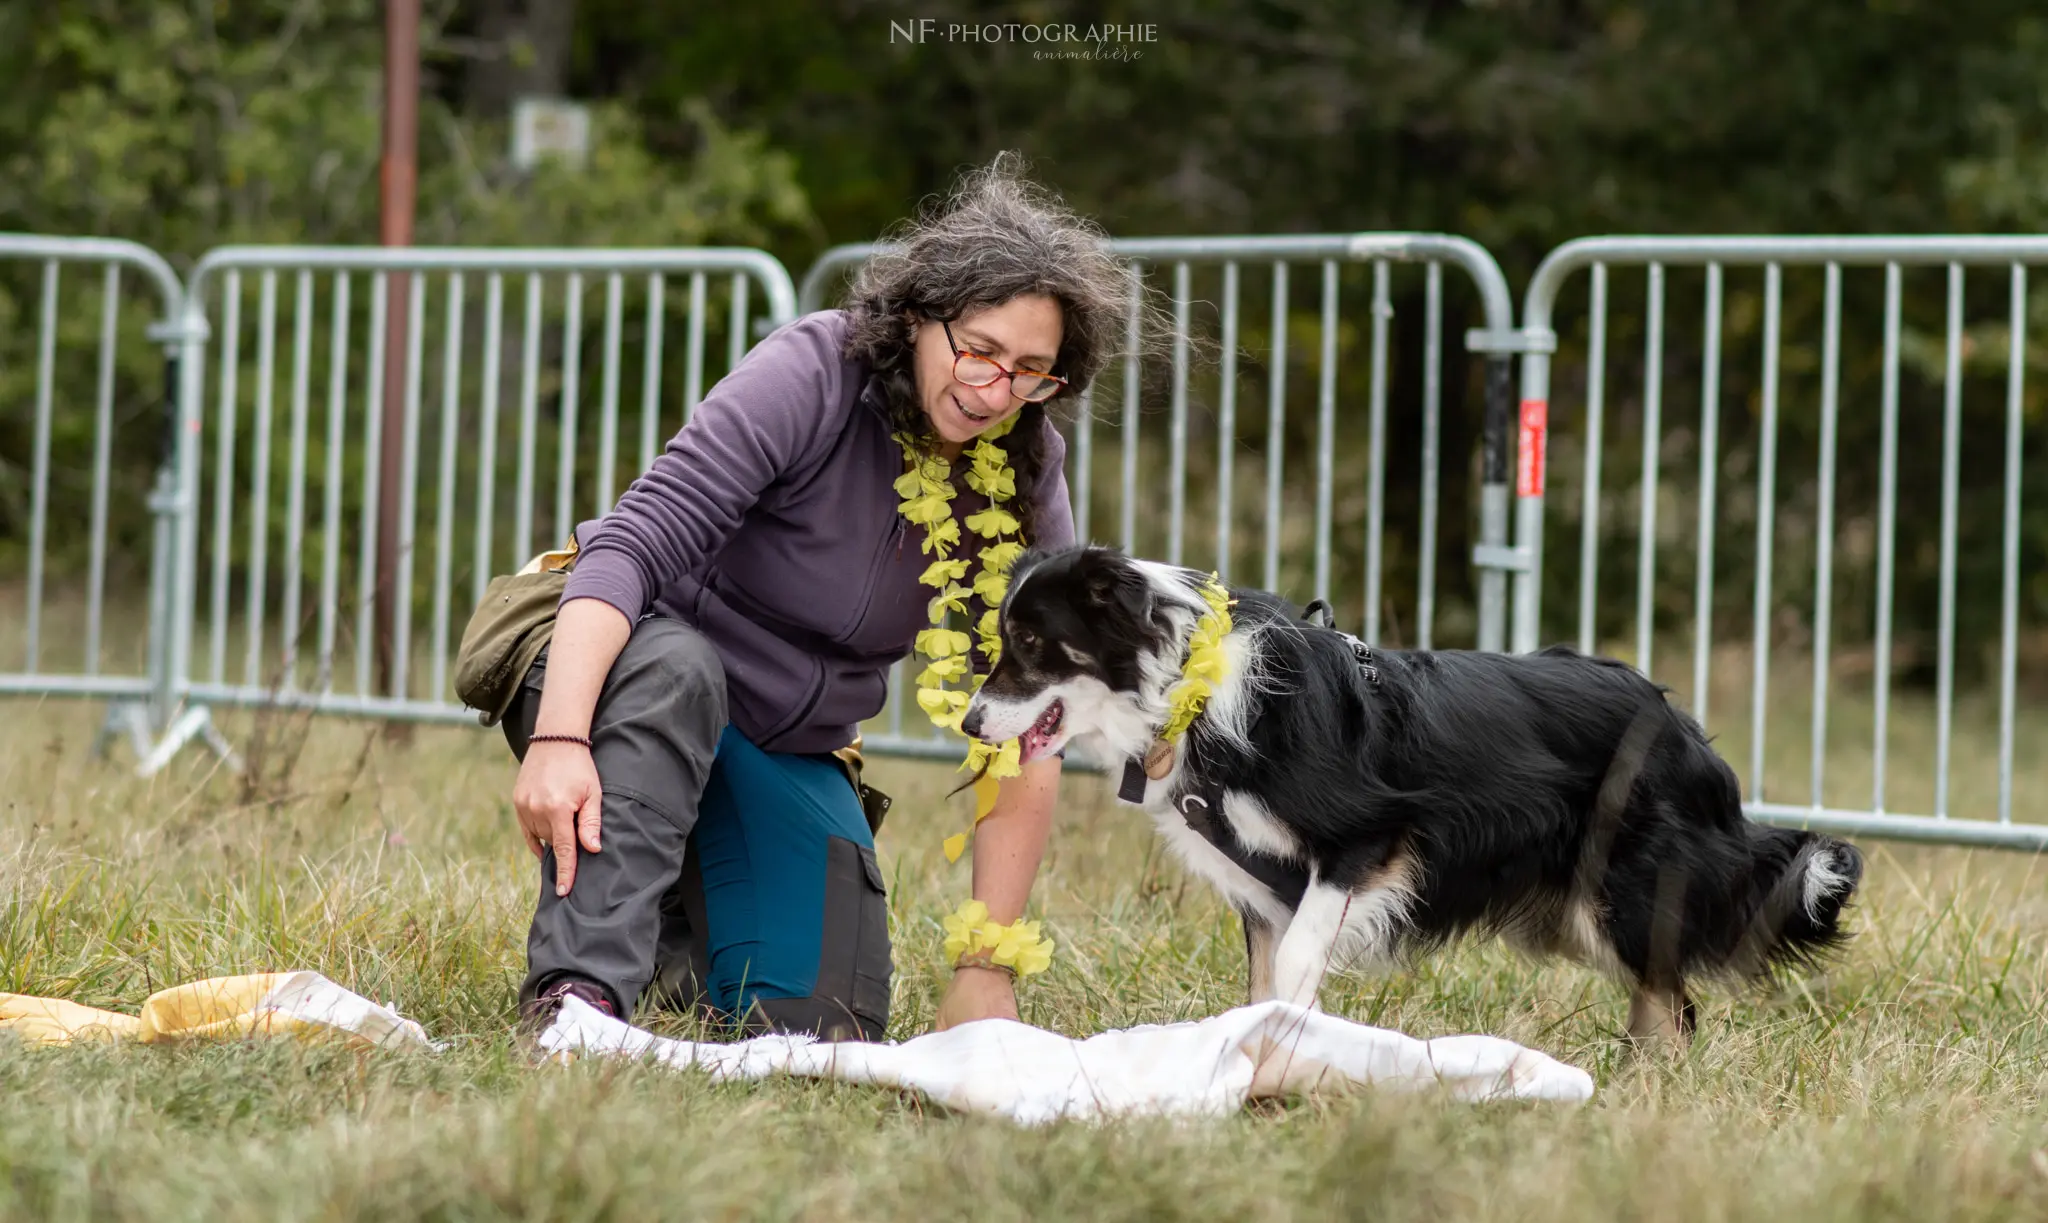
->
<box><xmin>513</xmin><ymin>742</ymin><xmax>604</xmax><ymax>896</ymax></box>
<box><xmin>935</xmin><ymin>964</ymin><xmax>1019</xmax><ymax>1030</ymax></box>
<box><xmin>510</xmin><ymin>598</ymin><xmax>634</xmax><ymax>898</ymax></box>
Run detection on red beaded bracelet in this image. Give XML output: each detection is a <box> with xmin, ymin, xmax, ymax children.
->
<box><xmin>528</xmin><ymin>733</ymin><xmax>594</xmax><ymax>749</ymax></box>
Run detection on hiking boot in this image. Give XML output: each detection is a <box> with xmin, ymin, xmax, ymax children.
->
<box><xmin>519</xmin><ymin>976</ymin><xmax>617</xmax><ymax>1045</ymax></box>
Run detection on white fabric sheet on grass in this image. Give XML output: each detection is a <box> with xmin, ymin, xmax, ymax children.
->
<box><xmin>539</xmin><ymin>997</ymin><xmax>1594</xmax><ymax>1124</ymax></box>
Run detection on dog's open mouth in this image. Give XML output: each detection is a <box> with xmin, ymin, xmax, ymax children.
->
<box><xmin>1017</xmin><ymin>699</ymin><xmax>1065</xmax><ymax>762</ymax></box>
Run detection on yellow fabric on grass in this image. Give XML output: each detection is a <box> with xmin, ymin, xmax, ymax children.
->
<box><xmin>0</xmin><ymin>993</ymin><xmax>142</xmax><ymax>1045</ymax></box>
<box><xmin>4</xmin><ymin>973</ymin><xmax>332</xmax><ymax>1047</ymax></box>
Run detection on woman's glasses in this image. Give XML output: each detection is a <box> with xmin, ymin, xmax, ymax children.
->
<box><xmin>944</xmin><ymin>321</ymin><xmax>1067</xmax><ymax>403</ymax></box>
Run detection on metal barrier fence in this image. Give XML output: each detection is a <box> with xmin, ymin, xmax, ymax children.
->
<box><xmin>1519</xmin><ymin>237</ymin><xmax>2048</xmax><ymax>850</ymax></box>
<box><xmin>800</xmin><ymin>233</ymin><xmax>1528</xmax><ymax>761</ymax></box>
<box><xmin>172</xmin><ymin>246</ymin><xmax>797</xmax><ymax>728</ymax></box>
<box><xmin>0</xmin><ymin>235</ymin><xmax>217</xmax><ymax>770</ymax></box>
<box><xmin>5</xmin><ymin>229</ymin><xmax>2043</xmax><ymax>855</ymax></box>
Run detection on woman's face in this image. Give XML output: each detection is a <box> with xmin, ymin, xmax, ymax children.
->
<box><xmin>913</xmin><ymin>293</ymin><xmax>1065</xmax><ymax>456</ymax></box>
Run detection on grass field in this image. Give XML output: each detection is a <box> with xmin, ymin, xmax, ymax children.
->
<box><xmin>4</xmin><ymin>620</ymin><xmax>2048</xmax><ymax>1221</ymax></box>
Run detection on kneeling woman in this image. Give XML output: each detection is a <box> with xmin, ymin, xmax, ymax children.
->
<box><xmin>503</xmin><ymin>156</ymin><xmax>1134</xmax><ymax>1038</ymax></box>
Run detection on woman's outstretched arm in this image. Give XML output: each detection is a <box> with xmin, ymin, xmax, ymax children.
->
<box><xmin>935</xmin><ymin>755</ymin><xmax>1061</xmax><ymax>1029</ymax></box>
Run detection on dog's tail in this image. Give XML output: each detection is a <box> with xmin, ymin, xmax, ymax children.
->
<box><xmin>1736</xmin><ymin>824</ymin><xmax>1864</xmax><ymax>973</ymax></box>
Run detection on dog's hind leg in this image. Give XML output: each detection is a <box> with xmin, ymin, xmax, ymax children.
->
<box><xmin>1242</xmin><ymin>909</ymin><xmax>1283</xmax><ymax>1003</ymax></box>
<box><xmin>1626</xmin><ymin>982</ymin><xmax>1696</xmax><ymax>1047</ymax></box>
<box><xmin>1624</xmin><ymin>866</ymin><xmax>1699</xmax><ymax>1048</ymax></box>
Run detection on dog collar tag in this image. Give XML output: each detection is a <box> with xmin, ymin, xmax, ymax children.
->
<box><xmin>1117</xmin><ymin>758</ymin><xmax>1149</xmax><ymax>804</ymax></box>
<box><xmin>1143</xmin><ymin>738</ymin><xmax>1176</xmax><ymax>780</ymax></box>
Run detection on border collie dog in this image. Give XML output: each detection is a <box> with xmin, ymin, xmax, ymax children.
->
<box><xmin>960</xmin><ymin>546</ymin><xmax>1862</xmax><ymax>1044</ymax></box>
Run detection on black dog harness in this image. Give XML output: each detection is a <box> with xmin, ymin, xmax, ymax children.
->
<box><xmin>1166</xmin><ymin>773</ymin><xmax>1311</xmax><ymax>907</ymax></box>
<box><xmin>1112</xmin><ymin>598</ymin><xmax>1381</xmax><ymax>906</ymax></box>
<box><xmin>1301</xmin><ymin>597</ymin><xmax>1382</xmax><ymax>686</ymax></box>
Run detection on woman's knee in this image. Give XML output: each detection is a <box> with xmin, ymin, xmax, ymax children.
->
<box><xmin>588</xmin><ymin>619</ymin><xmax>728</xmax><ymax>784</ymax></box>
<box><xmin>609</xmin><ymin>617</ymin><xmax>727</xmax><ymax>719</ymax></box>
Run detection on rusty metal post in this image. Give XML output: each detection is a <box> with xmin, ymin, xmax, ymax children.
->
<box><xmin>377</xmin><ymin>0</ymin><xmax>420</xmax><ymax>699</ymax></box>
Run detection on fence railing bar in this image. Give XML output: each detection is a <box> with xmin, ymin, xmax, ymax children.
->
<box><xmin>243</xmin><ymin>271</ymin><xmax>279</xmax><ymax>691</ymax></box>
<box><xmin>85</xmin><ymin>264</ymin><xmax>121</xmax><ymax>677</ymax></box>
<box><xmin>1215</xmin><ymin>262</ymin><xmax>1240</xmax><ymax>583</ymax></box>
<box><xmin>23</xmin><ymin>261</ymin><xmax>59</xmax><ymax>674</ymax></box>
<box><xmin>1577</xmin><ymin>264</ymin><xmax>1609</xmax><ymax>654</ymax></box>
<box><xmin>1748</xmin><ymin>264</ymin><xmax>1782</xmax><ymax>801</ymax></box>
<box><xmin>393</xmin><ymin>272</ymin><xmax>427</xmax><ymax>700</ymax></box>
<box><xmin>281</xmin><ymin>269</ymin><xmax>315</xmax><ymax>687</ymax></box>
<box><xmin>1417</xmin><ymin>261</ymin><xmax>1442</xmax><ymax>650</ymax></box>
<box><xmin>1745</xmin><ymin>803</ymin><xmax>2048</xmax><ymax>851</ymax></box>
<box><xmin>355</xmin><ymin>274</ymin><xmax>387</xmax><ymax>697</ymax></box>
<box><xmin>639</xmin><ymin>272</ymin><xmax>665</xmax><ymax>472</ymax></box>
<box><xmin>886</xmin><ymin>656</ymin><xmax>905</xmax><ymax>738</ymax></box>
<box><xmin>726</xmin><ymin>273</ymin><xmax>749</xmax><ymax>373</ymax></box>
<box><xmin>1934</xmin><ymin>263</ymin><xmax>1964</xmax><ymax>819</ymax></box>
<box><xmin>1635</xmin><ymin>263</ymin><xmax>1665</xmax><ymax>676</ymax></box>
<box><xmin>1121</xmin><ymin>261</ymin><xmax>1141</xmax><ymax>554</ymax></box>
<box><xmin>555</xmin><ymin>273</ymin><xmax>583</xmax><ymax>545</ymax></box>
<box><xmin>1810</xmin><ymin>263</ymin><xmax>1842</xmax><ymax>810</ymax></box>
<box><xmin>1313</xmin><ymin>258</ymin><xmax>1339</xmax><ymax>606</ymax></box>
<box><xmin>1997</xmin><ymin>263</ymin><xmax>2026</xmax><ymax>826</ymax></box>
<box><xmin>1873</xmin><ymin>263</ymin><xmax>1901</xmax><ymax>813</ymax></box>
<box><xmin>1167</xmin><ymin>261</ymin><xmax>1190</xmax><ymax>567</ymax></box>
<box><xmin>429</xmin><ymin>272</ymin><xmax>466</xmax><ymax>704</ymax></box>
<box><xmin>516</xmin><ymin>275</ymin><xmax>542</xmax><ymax>559</ymax></box>
<box><xmin>1364</xmin><ymin>260</ymin><xmax>1391</xmax><ymax>641</ymax></box>
<box><xmin>684</xmin><ymin>272</ymin><xmax>707</xmax><ymax>427</ymax></box>
<box><xmin>597</xmin><ymin>272</ymin><xmax>624</xmax><ymax>514</ymax></box>
<box><xmin>1691</xmin><ymin>263</ymin><xmax>1723</xmax><ymax>724</ymax></box>
<box><xmin>1263</xmin><ymin>261</ymin><xmax>1289</xmax><ymax>594</ymax></box>
<box><xmin>475</xmin><ymin>274</ymin><xmax>505</xmax><ymax>613</ymax></box>
<box><xmin>319</xmin><ymin>272</ymin><xmax>351</xmax><ymax>687</ymax></box>
<box><xmin>1073</xmin><ymin>383</ymin><xmax>1094</xmax><ymax>546</ymax></box>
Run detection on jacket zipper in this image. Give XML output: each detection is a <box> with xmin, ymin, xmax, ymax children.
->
<box><xmin>844</xmin><ymin>512</ymin><xmax>907</xmax><ymax>647</ymax></box>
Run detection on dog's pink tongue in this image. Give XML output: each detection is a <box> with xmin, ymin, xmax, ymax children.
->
<box><xmin>1016</xmin><ymin>701</ymin><xmax>1062</xmax><ymax>762</ymax></box>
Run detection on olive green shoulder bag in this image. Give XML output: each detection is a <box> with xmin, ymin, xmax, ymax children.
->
<box><xmin>453</xmin><ymin>537</ymin><xmax>580</xmax><ymax>727</ymax></box>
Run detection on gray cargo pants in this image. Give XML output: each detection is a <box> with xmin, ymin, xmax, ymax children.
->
<box><xmin>504</xmin><ymin>616</ymin><xmax>892</xmax><ymax>1041</ymax></box>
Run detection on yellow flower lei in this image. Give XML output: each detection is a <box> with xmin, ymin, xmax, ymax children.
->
<box><xmin>941</xmin><ymin>899</ymin><xmax>1055</xmax><ymax>978</ymax></box>
<box><xmin>892</xmin><ymin>415</ymin><xmax>1026</xmax><ymax>864</ymax></box>
<box><xmin>1159</xmin><ymin>576</ymin><xmax>1236</xmax><ymax>745</ymax></box>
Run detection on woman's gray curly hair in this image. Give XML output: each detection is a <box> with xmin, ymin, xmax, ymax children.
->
<box><xmin>841</xmin><ymin>151</ymin><xmax>1150</xmax><ymax>544</ymax></box>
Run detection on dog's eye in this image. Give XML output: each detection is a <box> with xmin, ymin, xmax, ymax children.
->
<box><xmin>1011</xmin><ymin>627</ymin><xmax>1037</xmax><ymax>651</ymax></box>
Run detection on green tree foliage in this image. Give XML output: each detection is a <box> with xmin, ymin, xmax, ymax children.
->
<box><xmin>584</xmin><ymin>0</ymin><xmax>2046</xmax><ymax>669</ymax></box>
<box><xmin>0</xmin><ymin>0</ymin><xmax>810</xmax><ymax>593</ymax></box>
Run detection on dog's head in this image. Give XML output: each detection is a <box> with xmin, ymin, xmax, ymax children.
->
<box><xmin>959</xmin><ymin>546</ymin><xmax>1186</xmax><ymax>762</ymax></box>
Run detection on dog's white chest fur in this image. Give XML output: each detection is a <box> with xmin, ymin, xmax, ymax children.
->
<box><xmin>1138</xmin><ymin>782</ymin><xmax>1299</xmax><ymax>930</ymax></box>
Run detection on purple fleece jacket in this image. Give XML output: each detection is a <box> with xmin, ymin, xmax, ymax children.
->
<box><xmin>562</xmin><ymin>309</ymin><xmax>1075</xmax><ymax>753</ymax></box>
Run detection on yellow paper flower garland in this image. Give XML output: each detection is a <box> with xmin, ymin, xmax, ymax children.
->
<box><xmin>1159</xmin><ymin>576</ymin><xmax>1236</xmax><ymax>745</ymax></box>
<box><xmin>941</xmin><ymin>899</ymin><xmax>1055</xmax><ymax>978</ymax></box>
<box><xmin>892</xmin><ymin>415</ymin><xmax>1026</xmax><ymax>864</ymax></box>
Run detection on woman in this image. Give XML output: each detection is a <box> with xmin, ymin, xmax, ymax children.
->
<box><xmin>504</xmin><ymin>154</ymin><xmax>1137</xmax><ymax>1039</ymax></box>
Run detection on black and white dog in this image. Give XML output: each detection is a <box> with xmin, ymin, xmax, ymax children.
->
<box><xmin>959</xmin><ymin>546</ymin><xmax>1862</xmax><ymax>1044</ymax></box>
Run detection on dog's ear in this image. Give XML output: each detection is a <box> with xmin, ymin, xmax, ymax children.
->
<box><xmin>1010</xmin><ymin>548</ymin><xmax>1056</xmax><ymax>585</ymax></box>
<box><xmin>1085</xmin><ymin>555</ymin><xmax>1152</xmax><ymax>621</ymax></box>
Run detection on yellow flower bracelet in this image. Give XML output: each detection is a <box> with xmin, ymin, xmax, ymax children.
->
<box><xmin>941</xmin><ymin>899</ymin><xmax>1055</xmax><ymax>978</ymax></box>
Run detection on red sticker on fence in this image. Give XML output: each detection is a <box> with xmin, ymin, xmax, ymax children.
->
<box><xmin>1517</xmin><ymin>399</ymin><xmax>1548</xmax><ymax>498</ymax></box>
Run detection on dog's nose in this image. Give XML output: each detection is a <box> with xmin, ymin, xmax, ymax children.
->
<box><xmin>959</xmin><ymin>704</ymin><xmax>985</xmax><ymax>740</ymax></box>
